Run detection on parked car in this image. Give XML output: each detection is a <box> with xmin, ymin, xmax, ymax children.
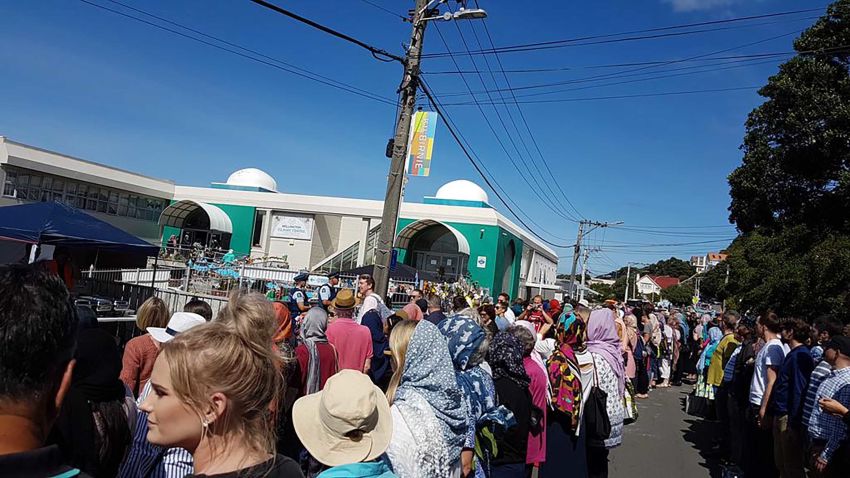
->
<box><xmin>76</xmin><ymin>295</ymin><xmax>132</xmax><ymax>317</ymax></box>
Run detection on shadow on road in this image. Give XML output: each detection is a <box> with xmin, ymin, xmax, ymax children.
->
<box><xmin>679</xmin><ymin>393</ymin><xmax>723</xmax><ymax>478</ymax></box>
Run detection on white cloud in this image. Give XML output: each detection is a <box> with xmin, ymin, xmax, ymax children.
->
<box><xmin>662</xmin><ymin>0</ymin><xmax>736</xmax><ymax>12</ymax></box>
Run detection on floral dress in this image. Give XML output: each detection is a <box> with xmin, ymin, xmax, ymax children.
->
<box><xmin>591</xmin><ymin>353</ymin><xmax>624</xmax><ymax>448</ymax></box>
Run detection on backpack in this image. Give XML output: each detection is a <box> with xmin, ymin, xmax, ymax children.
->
<box><xmin>584</xmin><ymin>358</ymin><xmax>612</xmax><ymax>448</ymax></box>
<box><xmin>368</xmin><ymin>293</ymin><xmax>394</xmax><ymax>320</ymax></box>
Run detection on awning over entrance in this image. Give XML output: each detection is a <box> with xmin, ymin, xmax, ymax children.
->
<box><xmin>158</xmin><ymin>200</ymin><xmax>233</xmax><ymax>234</ymax></box>
<box><xmin>395</xmin><ymin>219</ymin><xmax>470</xmax><ymax>255</ymax></box>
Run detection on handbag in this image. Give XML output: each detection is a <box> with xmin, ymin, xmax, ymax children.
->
<box><xmin>624</xmin><ymin>379</ymin><xmax>638</xmax><ymax>424</ymax></box>
<box><xmin>584</xmin><ymin>358</ymin><xmax>612</xmax><ymax>448</ymax></box>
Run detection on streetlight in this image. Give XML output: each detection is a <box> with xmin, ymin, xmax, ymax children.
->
<box><xmin>420</xmin><ymin>7</ymin><xmax>488</xmax><ymax>22</ymax></box>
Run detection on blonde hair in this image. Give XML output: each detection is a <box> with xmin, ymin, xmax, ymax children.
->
<box><xmin>136</xmin><ymin>296</ymin><xmax>170</xmax><ymax>331</ymax></box>
<box><xmin>216</xmin><ymin>291</ymin><xmax>276</xmax><ymax>347</ymax></box>
<box><xmin>386</xmin><ymin>319</ymin><xmax>418</xmax><ymax>404</ymax></box>
<box><xmin>160</xmin><ymin>321</ymin><xmax>281</xmax><ymax>458</ymax></box>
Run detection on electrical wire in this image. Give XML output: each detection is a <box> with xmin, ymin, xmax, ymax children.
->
<box><xmin>356</xmin><ymin>0</ymin><xmax>408</xmax><ymax>21</ymax></box>
<box><xmin>421</xmin><ymin>6</ymin><xmax>828</xmax><ymax>58</ymax></box>
<box><xmin>430</xmin><ymin>24</ymin><xmax>579</xmax><ymax>224</ymax></box>
<box><xmin>474</xmin><ymin>18</ymin><xmax>586</xmax><ymax>219</ymax></box>
<box><xmin>425</xmin><ymin>52</ymin><xmax>793</xmax><ymax>75</ymax></box>
<box><xmin>78</xmin><ymin>0</ymin><xmax>399</xmax><ymax>106</ymax></box>
<box><xmin>419</xmin><ymin>77</ymin><xmax>575</xmax><ymax>249</ymax></box>
<box><xmin>247</xmin><ymin>0</ymin><xmax>404</xmax><ymax>63</ymax></box>
<box><xmin>451</xmin><ymin>21</ymin><xmax>581</xmax><ymax>222</ymax></box>
<box><xmin>440</xmin><ymin>86</ymin><xmax>759</xmax><ymax>106</ymax></box>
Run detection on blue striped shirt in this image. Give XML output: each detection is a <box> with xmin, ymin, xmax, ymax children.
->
<box><xmin>117</xmin><ymin>382</ymin><xmax>193</xmax><ymax>478</ymax></box>
<box><xmin>802</xmin><ymin>360</ymin><xmax>833</xmax><ymax>428</ymax></box>
<box><xmin>722</xmin><ymin>347</ymin><xmax>741</xmax><ymax>384</ymax></box>
<box><xmin>807</xmin><ymin>367</ymin><xmax>850</xmax><ymax>463</ymax></box>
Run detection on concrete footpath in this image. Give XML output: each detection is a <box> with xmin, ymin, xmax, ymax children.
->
<box><xmin>610</xmin><ymin>386</ymin><xmax>719</xmax><ymax>478</ymax></box>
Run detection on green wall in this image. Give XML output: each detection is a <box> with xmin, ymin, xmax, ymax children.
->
<box><xmin>395</xmin><ymin>217</ymin><xmax>524</xmax><ymax>298</ymax></box>
<box><xmin>213</xmin><ymin>203</ymin><xmax>256</xmax><ymax>256</ymax></box>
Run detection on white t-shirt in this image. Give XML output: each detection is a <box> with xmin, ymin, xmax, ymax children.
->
<box><xmin>749</xmin><ymin>338</ymin><xmax>789</xmax><ymax>406</ymax></box>
<box><xmin>504</xmin><ymin>307</ymin><xmax>516</xmax><ymax>324</ymax></box>
<box><xmin>356</xmin><ymin>293</ymin><xmax>380</xmax><ymax>324</ymax></box>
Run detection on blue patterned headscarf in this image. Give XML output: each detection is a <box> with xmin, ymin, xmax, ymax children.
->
<box><xmin>439</xmin><ymin>316</ymin><xmax>514</xmax><ymax>434</ymax></box>
<box><xmin>698</xmin><ymin>326</ymin><xmax>723</xmax><ymax>373</ymax></box>
<box><xmin>395</xmin><ymin>320</ymin><xmax>468</xmax><ymax>474</ymax></box>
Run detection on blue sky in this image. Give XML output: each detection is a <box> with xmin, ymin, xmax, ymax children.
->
<box><xmin>0</xmin><ymin>0</ymin><xmax>823</xmax><ymax>274</ymax></box>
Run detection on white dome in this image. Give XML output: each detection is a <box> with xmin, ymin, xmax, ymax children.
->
<box><xmin>435</xmin><ymin>180</ymin><xmax>489</xmax><ymax>204</ymax></box>
<box><xmin>226</xmin><ymin>168</ymin><xmax>277</xmax><ymax>191</ymax></box>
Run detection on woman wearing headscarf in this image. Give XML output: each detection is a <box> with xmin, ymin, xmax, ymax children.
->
<box><xmin>402</xmin><ymin>301</ymin><xmax>424</xmax><ymax>322</ymax></box>
<box><xmin>385</xmin><ymin>320</ymin><xmax>468</xmax><ymax>478</ymax></box>
<box><xmin>623</xmin><ymin>315</ymin><xmax>639</xmax><ymax>383</ymax></box>
<box><xmin>362</xmin><ymin>309</ymin><xmax>391</xmax><ymax>389</ymax></box>
<box><xmin>510</xmin><ymin>326</ymin><xmax>548</xmax><ymax>473</ymax></box>
<box><xmin>439</xmin><ymin>315</ymin><xmax>513</xmax><ymax>478</ymax></box>
<box><xmin>488</xmin><ymin>332</ymin><xmax>533</xmax><ymax>478</ymax></box>
<box><xmin>539</xmin><ymin>318</ymin><xmax>588</xmax><ymax>478</ymax></box>
<box><xmin>271</xmin><ymin>301</ymin><xmax>302</xmax><ymax>461</ymax></box>
<box><xmin>50</xmin><ymin>328</ymin><xmax>133</xmax><ymax>477</ymax></box>
<box><xmin>585</xmin><ymin>309</ymin><xmax>626</xmax><ymax>478</ymax></box>
<box><xmin>295</xmin><ymin>307</ymin><xmax>338</xmax><ymax>395</ymax></box>
<box><xmin>693</xmin><ymin>326</ymin><xmax>723</xmax><ymax>409</ymax></box>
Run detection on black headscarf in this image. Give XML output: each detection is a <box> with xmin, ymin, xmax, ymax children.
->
<box><xmin>51</xmin><ymin>327</ymin><xmax>127</xmax><ymax>476</ymax></box>
<box><xmin>489</xmin><ymin>331</ymin><xmax>531</xmax><ymax>388</ymax></box>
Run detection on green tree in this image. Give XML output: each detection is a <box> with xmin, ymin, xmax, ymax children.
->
<box><xmin>589</xmin><ymin>282</ymin><xmax>616</xmax><ymax>300</ymax></box>
<box><xmin>645</xmin><ymin>257</ymin><xmax>695</xmax><ymax>280</ymax></box>
<box><xmin>725</xmin><ymin>0</ymin><xmax>850</xmax><ymax>321</ymax></box>
<box><xmin>661</xmin><ymin>283</ymin><xmax>695</xmax><ymax>306</ymax></box>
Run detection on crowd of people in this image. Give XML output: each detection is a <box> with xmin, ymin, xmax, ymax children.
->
<box><xmin>682</xmin><ymin>309</ymin><xmax>850</xmax><ymax>477</ymax></box>
<box><xmin>2</xmin><ymin>262</ymin><xmax>848</xmax><ymax>478</ymax></box>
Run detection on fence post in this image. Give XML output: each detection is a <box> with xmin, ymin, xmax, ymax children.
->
<box><xmin>182</xmin><ymin>264</ymin><xmax>190</xmax><ymax>291</ymax></box>
<box><xmin>135</xmin><ymin>268</ymin><xmax>141</xmax><ymax>285</ymax></box>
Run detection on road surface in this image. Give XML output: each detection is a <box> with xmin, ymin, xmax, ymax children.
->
<box><xmin>610</xmin><ymin>386</ymin><xmax>719</xmax><ymax>478</ymax></box>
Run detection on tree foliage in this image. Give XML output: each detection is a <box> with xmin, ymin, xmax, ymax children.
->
<box><xmin>725</xmin><ymin>0</ymin><xmax>850</xmax><ymax>321</ymax></box>
<box><xmin>662</xmin><ymin>283</ymin><xmax>696</xmax><ymax>306</ymax></box>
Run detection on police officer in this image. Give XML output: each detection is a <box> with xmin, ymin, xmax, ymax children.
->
<box><xmin>317</xmin><ymin>272</ymin><xmax>340</xmax><ymax>312</ymax></box>
<box><xmin>288</xmin><ymin>272</ymin><xmax>311</xmax><ymax>318</ymax></box>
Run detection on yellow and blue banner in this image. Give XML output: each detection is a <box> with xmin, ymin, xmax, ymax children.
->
<box><xmin>407</xmin><ymin>111</ymin><xmax>438</xmax><ymax>177</ymax></box>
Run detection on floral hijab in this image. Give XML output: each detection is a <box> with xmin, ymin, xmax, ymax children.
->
<box><xmin>547</xmin><ymin>316</ymin><xmax>585</xmax><ymax>423</ymax></box>
<box><xmin>395</xmin><ymin>320</ymin><xmax>468</xmax><ymax>476</ymax></box>
<box><xmin>489</xmin><ymin>331</ymin><xmax>531</xmax><ymax>388</ymax></box>
<box><xmin>439</xmin><ymin>316</ymin><xmax>514</xmax><ymax>433</ymax></box>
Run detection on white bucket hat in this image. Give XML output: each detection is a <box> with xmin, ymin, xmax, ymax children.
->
<box><xmin>147</xmin><ymin>312</ymin><xmax>206</xmax><ymax>343</ymax></box>
<box><xmin>292</xmin><ymin>370</ymin><xmax>392</xmax><ymax>467</ymax></box>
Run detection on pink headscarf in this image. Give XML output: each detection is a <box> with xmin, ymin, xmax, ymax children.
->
<box><xmin>586</xmin><ymin>308</ymin><xmax>626</xmax><ymax>395</ymax></box>
<box><xmin>402</xmin><ymin>302</ymin><xmax>424</xmax><ymax>322</ymax></box>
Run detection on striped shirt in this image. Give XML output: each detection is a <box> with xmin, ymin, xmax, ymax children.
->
<box><xmin>807</xmin><ymin>367</ymin><xmax>850</xmax><ymax>463</ymax></box>
<box><xmin>117</xmin><ymin>381</ymin><xmax>193</xmax><ymax>478</ymax></box>
<box><xmin>802</xmin><ymin>360</ymin><xmax>833</xmax><ymax>428</ymax></box>
<box><xmin>722</xmin><ymin>347</ymin><xmax>741</xmax><ymax>384</ymax></box>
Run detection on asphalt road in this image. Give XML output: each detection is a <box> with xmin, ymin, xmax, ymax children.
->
<box><xmin>610</xmin><ymin>385</ymin><xmax>720</xmax><ymax>478</ymax></box>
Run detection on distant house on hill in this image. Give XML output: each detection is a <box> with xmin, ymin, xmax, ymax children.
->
<box><xmin>636</xmin><ymin>274</ymin><xmax>681</xmax><ymax>297</ymax></box>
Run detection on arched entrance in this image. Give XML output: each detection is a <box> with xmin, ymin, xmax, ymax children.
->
<box><xmin>396</xmin><ymin>220</ymin><xmax>470</xmax><ymax>281</ymax></box>
<box><xmin>159</xmin><ymin>200</ymin><xmax>233</xmax><ymax>251</ymax></box>
<box><xmin>501</xmin><ymin>240</ymin><xmax>516</xmax><ymax>294</ymax></box>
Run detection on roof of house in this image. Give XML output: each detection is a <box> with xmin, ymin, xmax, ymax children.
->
<box><xmin>708</xmin><ymin>252</ymin><xmax>729</xmax><ymax>261</ymax></box>
<box><xmin>648</xmin><ymin>275</ymin><xmax>681</xmax><ymax>290</ymax></box>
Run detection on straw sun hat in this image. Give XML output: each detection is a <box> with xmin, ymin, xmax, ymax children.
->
<box><xmin>292</xmin><ymin>370</ymin><xmax>392</xmax><ymax>466</ymax></box>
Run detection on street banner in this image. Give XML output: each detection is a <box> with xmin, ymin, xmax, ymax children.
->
<box><xmin>407</xmin><ymin>111</ymin><xmax>438</xmax><ymax>177</ymax></box>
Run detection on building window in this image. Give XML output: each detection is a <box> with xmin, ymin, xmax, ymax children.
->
<box><xmin>1</xmin><ymin>166</ymin><xmax>167</xmax><ymax>223</ymax></box>
<box><xmin>252</xmin><ymin>211</ymin><xmax>265</xmax><ymax>247</ymax></box>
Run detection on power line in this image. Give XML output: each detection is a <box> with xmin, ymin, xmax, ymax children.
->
<box><xmin>438</xmin><ymin>54</ymin><xmax>787</xmax><ymax>99</ymax></box>
<box><xmin>78</xmin><ymin>0</ymin><xmax>398</xmax><ymax>106</ymax></box>
<box><xmin>450</xmin><ymin>21</ymin><xmax>581</xmax><ymax>222</ymax></box>
<box><xmin>420</xmin><ymin>7</ymin><xmax>826</xmax><ymax>58</ymax></box>
<box><xmin>356</xmin><ymin>0</ymin><xmax>408</xmax><ymax>21</ymax></box>
<box><xmin>430</xmin><ymin>24</ymin><xmax>579</xmax><ymax>224</ymax></box>
<box><xmin>474</xmin><ymin>19</ymin><xmax>586</xmax><ymax>219</ymax></box>
<box><xmin>419</xmin><ymin>77</ymin><xmax>575</xmax><ymax>249</ymax></box>
<box><xmin>425</xmin><ymin>51</ymin><xmax>792</xmax><ymax>75</ymax></box>
<box><xmin>440</xmin><ymin>86</ymin><xmax>759</xmax><ymax>106</ymax></box>
<box><xmin>246</xmin><ymin>0</ymin><xmax>404</xmax><ymax>63</ymax></box>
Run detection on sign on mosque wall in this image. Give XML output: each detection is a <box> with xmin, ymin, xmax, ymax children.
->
<box><xmin>271</xmin><ymin>214</ymin><xmax>314</xmax><ymax>240</ymax></box>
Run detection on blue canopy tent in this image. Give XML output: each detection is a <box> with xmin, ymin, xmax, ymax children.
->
<box><xmin>0</xmin><ymin>201</ymin><xmax>158</xmax><ymax>256</ymax></box>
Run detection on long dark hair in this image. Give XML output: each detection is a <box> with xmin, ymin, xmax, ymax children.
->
<box><xmin>91</xmin><ymin>400</ymin><xmax>131</xmax><ymax>477</ymax></box>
